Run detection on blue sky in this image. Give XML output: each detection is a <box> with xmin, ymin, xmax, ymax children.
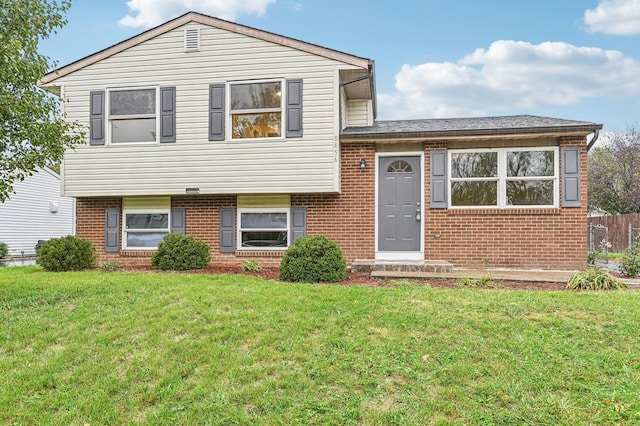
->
<box><xmin>39</xmin><ymin>0</ymin><xmax>640</xmax><ymax>133</ymax></box>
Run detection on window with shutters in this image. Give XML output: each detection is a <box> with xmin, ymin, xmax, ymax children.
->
<box><xmin>449</xmin><ymin>147</ymin><xmax>558</xmax><ymax>208</ymax></box>
<box><xmin>107</xmin><ymin>87</ymin><xmax>159</xmax><ymax>143</ymax></box>
<box><xmin>123</xmin><ymin>209</ymin><xmax>170</xmax><ymax>249</ymax></box>
<box><xmin>230</xmin><ymin>79</ymin><xmax>282</xmax><ymax>140</ymax></box>
<box><xmin>237</xmin><ymin>208</ymin><xmax>289</xmax><ymax>249</ymax></box>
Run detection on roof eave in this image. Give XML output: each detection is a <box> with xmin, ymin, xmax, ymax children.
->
<box><xmin>340</xmin><ymin>124</ymin><xmax>604</xmax><ymax>142</ymax></box>
<box><xmin>40</xmin><ymin>11</ymin><xmax>372</xmax><ymax>86</ymax></box>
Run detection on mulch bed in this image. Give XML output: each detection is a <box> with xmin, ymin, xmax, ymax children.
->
<box><xmin>119</xmin><ymin>265</ymin><xmax>568</xmax><ymax>290</ymax></box>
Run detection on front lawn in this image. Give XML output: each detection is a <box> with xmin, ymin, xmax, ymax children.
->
<box><xmin>1</xmin><ymin>266</ymin><xmax>639</xmax><ymax>424</ymax></box>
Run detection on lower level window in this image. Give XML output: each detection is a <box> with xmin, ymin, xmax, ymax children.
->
<box><xmin>124</xmin><ymin>211</ymin><xmax>169</xmax><ymax>249</ymax></box>
<box><xmin>239</xmin><ymin>210</ymin><xmax>289</xmax><ymax>248</ymax></box>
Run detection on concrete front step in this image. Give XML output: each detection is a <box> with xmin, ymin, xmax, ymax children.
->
<box><xmin>351</xmin><ymin>259</ymin><xmax>454</xmax><ymax>274</ymax></box>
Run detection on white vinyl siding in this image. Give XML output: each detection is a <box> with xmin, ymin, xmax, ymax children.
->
<box><xmin>345</xmin><ymin>99</ymin><xmax>373</xmax><ymax>127</ymax></box>
<box><xmin>0</xmin><ymin>168</ymin><xmax>75</xmax><ymax>256</ymax></box>
<box><xmin>53</xmin><ymin>23</ymin><xmax>362</xmax><ymax>197</ymax></box>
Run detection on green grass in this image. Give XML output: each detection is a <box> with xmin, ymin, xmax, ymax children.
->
<box><xmin>595</xmin><ymin>252</ymin><xmax>624</xmax><ymax>260</ymax></box>
<box><xmin>1</xmin><ymin>266</ymin><xmax>639</xmax><ymax>425</ymax></box>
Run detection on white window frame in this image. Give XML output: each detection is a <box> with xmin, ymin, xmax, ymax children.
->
<box><xmin>106</xmin><ymin>86</ymin><xmax>160</xmax><ymax>145</ymax></box>
<box><xmin>448</xmin><ymin>147</ymin><xmax>559</xmax><ymax>209</ymax></box>
<box><xmin>228</xmin><ymin>78</ymin><xmax>284</xmax><ymax>141</ymax></box>
<box><xmin>237</xmin><ymin>208</ymin><xmax>290</xmax><ymax>250</ymax></box>
<box><xmin>122</xmin><ymin>208</ymin><xmax>170</xmax><ymax>250</ymax></box>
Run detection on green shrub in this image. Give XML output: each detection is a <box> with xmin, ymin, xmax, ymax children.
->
<box><xmin>151</xmin><ymin>233</ymin><xmax>210</xmax><ymax>271</ymax></box>
<box><xmin>0</xmin><ymin>242</ymin><xmax>8</xmax><ymax>259</ymax></box>
<box><xmin>279</xmin><ymin>235</ymin><xmax>347</xmax><ymax>283</ymax></box>
<box><xmin>242</xmin><ymin>260</ymin><xmax>263</xmax><ymax>272</ymax></box>
<box><xmin>37</xmin><ymin>236</ymin><xmax>97</xmax><ymax>272</ymax></box>
<box><xmin>567</xmin><ymin>267</ymin><xmax>627</xmax><ymax>290</ymax></box>
<box><xmin>620</xmin><ymin>236</ymin><xmax>640</xmax><ymax>277</ymax></box>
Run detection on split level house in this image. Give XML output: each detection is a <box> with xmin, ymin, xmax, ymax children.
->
<box><xmin>40</xmin><ymin>12</ymin><xmax>602</xmax><ymax>270</ymax></box>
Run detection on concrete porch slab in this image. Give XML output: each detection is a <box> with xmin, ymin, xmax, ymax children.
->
<box><xmin>369</xmin><ymin>268</ymin><xmax>576</xmax><ymax>283</ymax></box>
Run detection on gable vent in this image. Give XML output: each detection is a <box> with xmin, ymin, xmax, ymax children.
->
<box><xmin>184</xmin><ymin>28</ymin><xmax>200</xmax><ymax>52</ymax></box>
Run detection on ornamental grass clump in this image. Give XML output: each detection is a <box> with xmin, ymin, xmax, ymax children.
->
<box><xmin>37</xmin><ymin>236</ymin><xmax>96</xmax><ymax>272</ymax></box>
<box><xmin>151</xmin><ymin>233</ymin><xmax>210</xmax><ymax>271</ymax></box>
<box><xmin>567</xmin><ymin>267</ymin><xmax>627</xmax><ymax>291</ymax></box>
<box><xmin>279</xmin><ymin>235</ymin><xmax>347</xmax><ymax>283</ymax></box>
<box><xmin>0</xmin><ymin>242</ymin><xmax>8</xmax><ymax>259</ymax></box>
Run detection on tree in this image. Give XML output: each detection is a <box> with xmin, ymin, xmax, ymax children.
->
<box><xmin>0</xmin><ymin>0</ymin><xmax>83</xmax><ymax>202</ymax></box>
<box><xmin>588</xmin><ymin>124</ymin><xmax>640</xmax><ymax>214</ymax></box>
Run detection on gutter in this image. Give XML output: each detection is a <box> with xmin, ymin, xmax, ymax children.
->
<box><xmin>341</xmin><ymin>125</ymin><xmax>603</xmax><ymax>141</ymax></box>
<box><xmin>339</xmin><ymin>60</ymin><xmax>377</xmax><ymax>119</ymax></box>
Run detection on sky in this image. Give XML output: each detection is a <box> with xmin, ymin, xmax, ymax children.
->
<box><xmin>38</xmin><ymin>0</ymin><xmax>640</xmax><ymax>133</ymax></box>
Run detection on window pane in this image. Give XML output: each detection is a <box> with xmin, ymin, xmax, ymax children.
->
<box><xmin>111</xmin><ymin>118</ymin><xmax>157</xmax><ymax>143</ymax></box>
<box><xmin>507</xmin><ymin>151</ymin><xmax>555</xmax><ymax>177</ymax></box>
<box><xmin>126</xmin><ymin>232</ymin><xmax>168</xmax><ymax>248</ymax></box>
<box><xmin>507</xmin><ymin>180</ymin><xmax>554</xmax><ymax>205</ymax></box>
<box><xmin>241</xmin><ymin>213</ymin><xmax>287</xmax><ymax>229</ymax></box>
<box><xmin>241</xmin><ymin>231</ymin><xmax>287</xmax><ymax>247</ymax></box>
<box><xmin>387</xmin><ymin>160</ymin><xmax>413</xmax><ymax>173</ymax></box>
<box><xmin>451</xmin><ymin>152</ymin><xmax>497</xmax><ymax>178</ymax></box>
<box><xmin>126</xmin><ymin>213</ymin><xmax>169</xmax><ymax>230</ymax></box>
<box><xmin>232</xmin><ymin>113</ymin><xmax>281</xmax><ymax>139</ymax></box>
<box><xmin>230</xmin><ymin>82</ymin><xmax>281</xmax><ymax>110</ymax></box>
<box><xmin>451</xmin><ymin>181</ymin><xmax>498</xmax><ymax>206</ymax></box>
<box><xmin>110</xmin><ymin>89</ymin><xmax>156</xmax><ymax>115</ymax></box>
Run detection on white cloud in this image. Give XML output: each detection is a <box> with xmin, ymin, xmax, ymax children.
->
<box><xmin>584</xmin><ymin>0</ymin><xmax>640</xmax><ymax>35</ymax></box>
<box><xmin>378</xmin><ymin>40</ymin><xmax>640</xmax><ymax>119</ymax></box>
<box><xmin>119</xmin><ymin>0</ymin><xmax>276</xmax><ymax>28</ymax></box>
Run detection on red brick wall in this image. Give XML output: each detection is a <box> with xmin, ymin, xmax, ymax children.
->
<box><xmin>76</xmin><ymin>137</ymin><xmax>587</xmax><ymax>270</ymax></box>
<box><xmin>422</xmin><ymin>137</ymin><xmax>588</xmax><ymax>269</ymax></box>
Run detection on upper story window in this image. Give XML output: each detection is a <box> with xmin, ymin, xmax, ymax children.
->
<box><xmin>108</xmin><ymin>87</ymin><xmax>159</xmax><ymax>143</ymax></box>
<box><xmin>230</xmin><ymin>80</ymin><xmax>282</xmax><ymax>140</ymax></box>
<box><xmin>449</xmin><ymin>147</ymin><xmax>558</xmax><ymax>208</ymax></box>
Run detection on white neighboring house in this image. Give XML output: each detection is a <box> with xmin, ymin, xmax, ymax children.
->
<box><xmin>0</xmin><ymin>167</ymin><xmax>75</xmax><ymax>257</ymax></box>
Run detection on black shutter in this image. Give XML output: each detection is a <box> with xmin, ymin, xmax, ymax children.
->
<box><xmin>430</xmin><ymin>150</ymin><xmax>448</xmax><ymax>208</ymax></box>
<box><xmin>170</xmin><ymin>208</ymin><xmax>186</xmax><ymax>234</ymax></box>
<box><xmin>105</xmin><ymin>209</ymin><xmax>120</xmax><ymax>252</ymax></box>
<box><xmin>286</xmin><ymin>79</ymin><xmax>303</xmax><ymax>138</ymax></box>
<box><xmin>220</xmin><ymin>208</ymin><xmax>235</xmax><ymax>253</ymax></box>
<box><xmin>90</xmin><ymin>91</ymin><xmax>105</xmax><ymax>146</ymax></box>
<box><xmin>209</xmin><ymin>84</ymin><xmax>225</xmax><ymax>141</ymax></box>
<box><xmin>160</xmin><ymin>87</ymin><xmax>176</xmax><ymax>143</ymax></box>
<box><xmin>290</xmin><ymin>207</ymin><xmax>307</xmax><ymax>243</ymax></box>
<box><xmin>562</xmin><ymin>147</ymin><xmax>581</xmax><ymax>207</ymax></box>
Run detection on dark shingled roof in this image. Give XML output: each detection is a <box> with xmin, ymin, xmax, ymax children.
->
<box><xmin>341</xmin><ymin>115</ymin><xmax>602</xmax><ymax>139</ymax></box>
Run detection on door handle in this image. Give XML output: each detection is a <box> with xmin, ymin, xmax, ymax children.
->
<box><xmin>416</xmin><ymin>209</ymin><xmax>421</xmax><ymax>221</ymax></box>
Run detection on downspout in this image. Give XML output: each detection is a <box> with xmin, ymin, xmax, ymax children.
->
<box><xmin>339</xmin><ymin>61</ymin><xmax>377</xmax><ymax>119</ymax></box>
<box><xmin>587</xmin><ymin>129</ymin><xmax>600</xmax><ymax>152</ymax></box>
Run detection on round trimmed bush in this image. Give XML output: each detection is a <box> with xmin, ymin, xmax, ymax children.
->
<box><xmin>37</xmin><ymin>236</ymin><xmax>97</xmax><ymax>272</ymax></box>
<box><xmin>279</xmin><ymin>235</ymin><xmax>347</xmax><ymax>283</ymax></box>
<box><xmin>0</xmin><ymin>242</ymin><xmax>8</xmax><ymax>259</ymax></box>
<box><xmin>151</xmin><ymin>232</ymin><xmax>211</xmax><ymax>271</ymax></box>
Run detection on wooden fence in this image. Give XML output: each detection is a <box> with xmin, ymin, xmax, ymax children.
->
<box><xmin>588</xmin><ymin>214</ymin><xmax>640</xmax><ymax>252</ymax></box>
